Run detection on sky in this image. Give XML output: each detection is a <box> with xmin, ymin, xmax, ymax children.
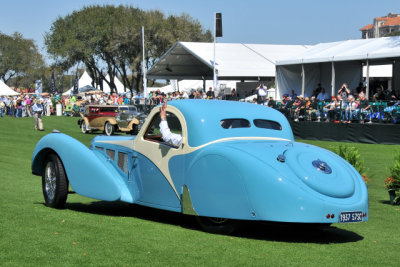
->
<box><xmin>0</xmin><ymin>0</ymin><xmax>399</xmax><ymax>61</ymax></box>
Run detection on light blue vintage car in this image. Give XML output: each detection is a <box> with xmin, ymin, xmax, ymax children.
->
<box><xmin>32</xmin><ymin>100</ymin><xmax>368</xmax><ymax>233</ymax></box>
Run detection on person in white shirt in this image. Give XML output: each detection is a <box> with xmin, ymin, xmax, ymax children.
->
<box><xmin>256</xmin><ymin>84</ymin><xmax>267</xmax><ymax>104</ymax></box>
<box><xmin>32</xmin><ymin>99</ymin><xmax>44</xmax><ymax>130</ymax></box>
<box><xmin>159</xmin><ymin>100</ymin><xmax>182</xmax><ymax>147</ymax></box>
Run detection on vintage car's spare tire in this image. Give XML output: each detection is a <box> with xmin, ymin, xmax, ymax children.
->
<box><xmin>104</xmin><ymin>122</ymin><xmax>115</xmax><ymax>136</ymax></box>
<box><xmin>196</xmin><ymin>216</ymin><xmax>238</xmax><ymax>235</ymax></box>
<box><xmin>42</xmin><ymin>153</ymin><xmax>68</xmax><ymax>209</ymax></box>
<box><xmin>81</xmin><ymin>121</ymin><xmax>87</xmax><ymax>134</ymax></box>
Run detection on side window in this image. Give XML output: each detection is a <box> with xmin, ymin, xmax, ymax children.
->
<box><xmin>220</xmin><ymin>118</ymin><xmax>251</xmax><ymax>129</ymax></box>
<box><xmin>144</xmin><ymin>112</ymin><xmax>182</xmax><ymax>144</ymax></box>
<box><xmin>253</xmin><ymin>119</ymin><xmax>282</xmax><ymax>130</ymax></box>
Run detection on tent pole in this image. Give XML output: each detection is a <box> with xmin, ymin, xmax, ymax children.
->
<box><xmin>301</xmin><ymin>64</ymin><xmax>305</xmax><ymax>96</ymax></box>
<box><xmin>366</xmin><ymin>59</ymin><xmax>370</xmax><ymax>99</ymax></box>
<box><xmin>331</xmin><ymin>61</ymin><xmax>335</xmax><ymax>97</ymax></box>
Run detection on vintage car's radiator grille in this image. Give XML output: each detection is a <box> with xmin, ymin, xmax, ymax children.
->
<box><xmin>106</xmin><ymin>149</ymin><xmax>115</xmax><ymax>161</ymax></box>
<box><xmin>117</xmin><ymin>152</ymin><xmax>129</xmax><ymax>174</ymax></box>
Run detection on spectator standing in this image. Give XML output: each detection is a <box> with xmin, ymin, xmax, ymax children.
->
<box><xmin>32</xmin><ymin>99</ymin><xmax>44</xmax><ymax>131</ymax></box>
<box><xmin>338</xmin><ymin>83</ymin><xmax>350</xmax><ymax>100</ymax></box>
<box><xmin>0</xmin><ymin>99</ymin><xmax>5</xmax><ymax>118</ymax></box>
<box><xmin>256</xmin><ymin>84</ymin><xmax>267</xmax><ymax>104</ymax></box>
<box><xmin>25</xmin><ymin>96</ymin><xmax>32</xmax><ymax>117</ymax></box>
<box><xmin>206</xmin><ymin>87</ymin><xmax>215</xmax><ymax>99</ymax></box>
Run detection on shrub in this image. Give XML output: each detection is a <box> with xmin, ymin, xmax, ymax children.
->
<box><xmin>330</xmin><ymin>144</ymin><xmax>369</xmax><ymax>184</ymax></box>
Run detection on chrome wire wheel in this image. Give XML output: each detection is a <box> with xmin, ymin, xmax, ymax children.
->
<box><xmin>44</xmin><ymin>161</ymin><xmax>56</xmax><ymax>202</ymax></box>
<box><xmin>41</xmin><ymin>153</ymin><xmax>68</xmax><ymax>208</ymax></box>
<box><xmin>105</xmin><ymin>122</ymin><xmax>114</xmax><ymax>136</ymax></box>
<box><xmin>81</xmin><ymin>121</ymin><xmax>87</xmax><ymax>134</ymax></box>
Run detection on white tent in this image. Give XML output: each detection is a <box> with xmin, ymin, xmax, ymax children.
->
<box><xmin>148</xmin><ymin>42</ymin><xmax>310</xmax><ymax>80</ymax></box>
<box><xmin>63</xmin><ymin>71</ymin><xmax>128</xmax><ymax>95</ymax></box>
<box><xmin>148</xmin><ymin>80</ymin><xmax>239</xmax><ymax>95</ymax></box>
<box><xmin>63</xmin><ymin>71</ymin><xmax>95</xmax><ymax>95</ymax></box>
<box><xmin>276</xmin><ymin>36</ymin><xmax>400</xmax><ymax>99</ymax></box>
<box><xmin>101</xmin><ymin>74</ymin><xmax>126</xmax><ymax>94</ymax></box>
<box><xmin>0</xmin><ymin>80</ymin><xmax>19</xmax><ymax>96</ymax></box>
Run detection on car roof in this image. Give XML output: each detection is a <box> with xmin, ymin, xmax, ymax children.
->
<box><xmin>167</xmin><ymin>100</ymin><xmax>294</xmax><ymax>147</ymax></box>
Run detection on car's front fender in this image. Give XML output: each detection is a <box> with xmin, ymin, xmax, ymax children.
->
<box><xmin>31</xmin><ymin>132</ymin><xmax>136</xmax><ymax>203</ymax></box>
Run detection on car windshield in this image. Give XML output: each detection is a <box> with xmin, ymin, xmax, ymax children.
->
<box><xmin>119</xmin><ymin>106</ymin><xmax>137</xmax><ymax>113</ymax></box>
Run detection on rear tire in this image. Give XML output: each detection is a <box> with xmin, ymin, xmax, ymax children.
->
<box><xmin>42</xmin><ymin>153</ymin><xmax>68</xmax><ymax>208</ymax></box>
<box><xmin>196</xmin><ymin>216</ymin><xmax>238</xmax><ymax>235</ymax></box>
<box><xmin>104</xmin><ymin>122</ymin><xmax>115</xmax><ymax>136</ymax></box>
<box><xmin>81</xmin><ymin>121</ymin><xmax>87</xmax><ymax>134</ymax></box>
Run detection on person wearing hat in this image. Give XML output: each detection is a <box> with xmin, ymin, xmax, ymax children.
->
<box><xmin>32</xmin><ymin>99</ymin><xmax>44</xmax><ymax>131</ymax></box>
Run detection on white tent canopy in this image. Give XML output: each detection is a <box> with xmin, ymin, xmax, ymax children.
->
<box><xmin>101</xmin><ymin>74</ymin><xmax>126</xmax><ymax>94</ymax></box>
<box><xmin>0</xmin><ymin>80</ymin><xmax>19</xmax><ymax>96</ymax></box>
<box><xmin>147</xmin><ymin>42</ymin><xmax>310</xmax><ymax>80</ymax></box>
<box><xmin>63</xmin><ymin>71</ymin><xmax>127</xmax><ymax>95</ymax></box>
<box><xmin>148</xmin><ymin>80</ymin><xmax>239</xmax><ymax>95</ymax></box>
<box><xmin>276</xmin><ymin>36</ymin><xmax>400</xmax><ymax>99</ymax></box>
<box><xmin>63</xmin><ymin>71</ymin><xmax>95</xmax><ymax>95</ymax></box>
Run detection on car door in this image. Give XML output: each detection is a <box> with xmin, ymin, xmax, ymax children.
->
<box><xmin>132</xmin><ymin>108</ymin><xmax>186</xmax><ymax>211</ymax></box>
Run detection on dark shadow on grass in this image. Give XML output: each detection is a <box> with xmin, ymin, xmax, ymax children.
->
<box><xmin>62</xmin><ymin>200</ymin><xmax>364</xmax><ymax>244</ymax></box>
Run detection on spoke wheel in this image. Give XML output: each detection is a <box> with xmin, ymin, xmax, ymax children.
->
<box><xmin>196</xmin><ymin>216</ymin><xmax>239</xmax><ymax>235</ymax></box>
<box><xmin>104</xmin><ymin>122</ymin><xmax>115</xmax><ymax>136</ymax></box>
<box><xmin>42</xmin><ymin>153</ymin><xmax>68</xmax><ymax>208</ymax></box>
<box><xmin>81</xmin><ymin>121</ymin><xmax>87</xmax><ymax>134</ymax></box>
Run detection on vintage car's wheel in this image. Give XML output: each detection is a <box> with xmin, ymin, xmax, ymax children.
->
<box><xmin>81</xmin><ymin>121</ymin><xmax>88</xmax><ymax>134</ymax></box>
<box><xmin>42</xmin><ymin>153</ymin><xmax>68</xmax><ymax>209</ymax></box>
<box><xmin>130</xmin><ymin>124</ymin><xmax>139</xmax><ymax>135</ymax></box>
<box><xmin>104</xmin><ymin>122</ymin><xmax>115</xmax><ymax>136</ymax></box>
<box><xmin>196</xmin><ymin>216</ymin><xmax>238</xmax><ymax>234</ymax></box>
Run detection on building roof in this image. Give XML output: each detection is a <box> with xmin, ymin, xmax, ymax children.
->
<box><xmin>360</xmin><ymin>14</ymin><xmax>400</xmax><ymax>31</ymax></box>
<box><xmin>382</xmin><ymin>16</ymin><xmax>400</xmax><ymax>27</ymax></box>
<box><xmin>360</xmin><ymin>24</ymin><xmax>373</xmax><ymax>31</ymax></box>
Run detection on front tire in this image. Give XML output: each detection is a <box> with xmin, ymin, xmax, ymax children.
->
<box><xmin>104</xmin><ymin>122</ymin><xmax>115</xmax><ymax>136</ymax></box>
<box><xmin>42</xmin><ymin>153</ymin><xmax>68</xmax><ymax>208</ymax></box>
<box><xmin>196</xmin><ymin>216</ymin><xmax>238</xmax><ymax>235</ymax></box>
<box><xmin>130</xmin><ymin>124</ymin><xmax>139</xmax><ymax>135</ymax></box>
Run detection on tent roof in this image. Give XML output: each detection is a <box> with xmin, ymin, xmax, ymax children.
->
<box><xmin>0</xmin><ymin>80</ymin><xmax>19</xmax><ymax>96</ymax></box>
<box><xmin>63</xmin><ymin>71</ymin><xmax>127</xmax><ymax>95</ymax></box>
<box><xmin>147</xmin><ymin>42</ymin><xmax>310</xmax><ymax>80</ymax></box>
<box><xmin>277</xmin><ymin>36</ymin><xmax>400</xmax><ymax>65</ymax></box>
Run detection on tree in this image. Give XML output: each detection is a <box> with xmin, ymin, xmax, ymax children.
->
<box><xmin>385</xmin><ymin>30</ymin><xmax>400</xmax><ymax>37</ymax></box>
<box><xmin>45</xmin><ymin>5</ymin><xmax>212</xmax><ymax>93</ymax></box>
<box><xmin>0</xmin><ymin>32</ymin><xmax>45</xmax><ymax>88</ymax></box>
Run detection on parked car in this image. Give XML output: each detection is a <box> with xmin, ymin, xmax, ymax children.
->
<box><xmin>78</xmin><ymin>105</ymin><xmax>145</xmax><ymax>136</ymax></box>
<box><xmin>32</xmin><ymin>100</ymin><xmax>368</xmax><ymax>234</ymax></box>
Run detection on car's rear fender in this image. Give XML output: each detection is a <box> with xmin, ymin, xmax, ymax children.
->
<box><xmin>31</xmin><ymin>132</ymin><xmax>137</xmax><ymax>203</ymax></box>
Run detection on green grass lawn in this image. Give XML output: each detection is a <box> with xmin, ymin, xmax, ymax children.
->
<box><xmin>1</xmin><ymin>116</ymin><xmax>399</xmax><ymax>266</ymax></box>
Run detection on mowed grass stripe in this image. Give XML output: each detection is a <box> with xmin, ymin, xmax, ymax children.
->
<box><xmin>1</xmin><ymin>115</ymin><xmax>399</xmax><ymax>266</ymax></box>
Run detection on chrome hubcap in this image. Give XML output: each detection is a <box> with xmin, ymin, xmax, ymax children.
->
<box><xmin>81</xmin><ymin>122</ymin><xmax>86</xmax><ymax>133</ymax></box>
<box><xmin>106</xmin><ymin>123</ymin><xmax>112</xmax><ymax>135</ymax></box>
<box><xmin>44</xmin><ymin>162</ymin><xmax>56</xmax><ymax>201</ymax></box>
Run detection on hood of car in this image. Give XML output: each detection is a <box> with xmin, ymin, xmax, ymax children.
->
<box><xmin>222</xmin><ymin>140</ymin><xmax>357</xmax><ymax>198</ymax></box>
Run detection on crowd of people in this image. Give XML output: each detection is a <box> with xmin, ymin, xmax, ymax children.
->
<box><xmin>269</xmin><ymin>83</ymin><xmax>400</xmax><ymax>124</ymax></box>
<box><xmin>1</xmin><ymin>82</ymin><xmax>400</xmax><ymax>126</ymax></box>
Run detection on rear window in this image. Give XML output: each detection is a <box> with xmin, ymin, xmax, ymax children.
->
<box><xmin>253</xmin><ymin>119</ymin><xmax>282</xmax><ymax>131</ymax></box>
<box><xmin>220</xmin><ymin>119</ymin><xmax>251</xmax><ymax>129</ymax></box>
